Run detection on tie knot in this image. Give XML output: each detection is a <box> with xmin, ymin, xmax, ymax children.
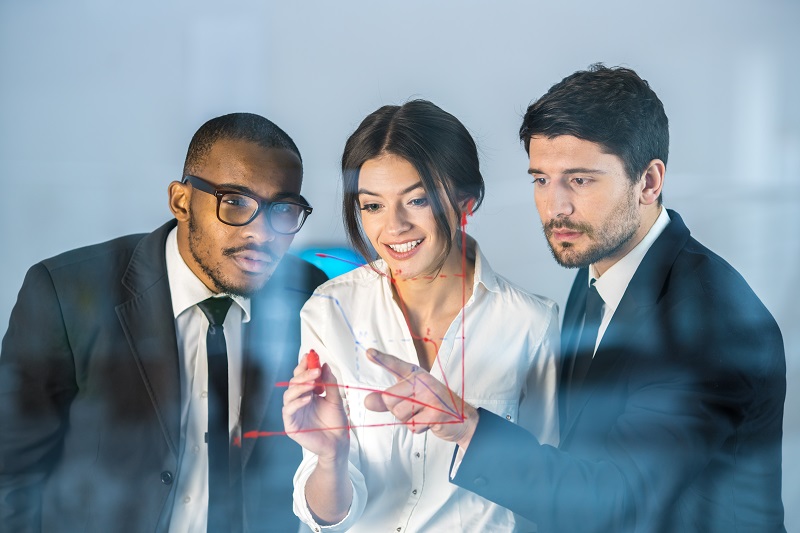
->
<box><xmin>198</xmin><ymin>296</ymin><xmax>233</xmax><ymax>327</ymax></box>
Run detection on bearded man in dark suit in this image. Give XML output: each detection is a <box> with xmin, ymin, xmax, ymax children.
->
<box><xmin>361</xmin><ymin>65</ymin><xmax>786</xmax><ymax>532</ymax></box>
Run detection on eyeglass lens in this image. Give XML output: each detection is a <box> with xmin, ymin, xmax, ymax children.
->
<box><xmin>218</xmin><ymin>193</ymin><xmax>306</xmax><ymax>233</ymax></box>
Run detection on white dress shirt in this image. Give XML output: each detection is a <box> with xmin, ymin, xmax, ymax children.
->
<box><xmin>590</xmin><ymin>207</ymin><xmax>671</xmax><ymax>354</ymax></box>
<box><xmin>293</xmin><ymin>241</ymin><xmax>559</xmax><ymax>533</ymax></box>
<box><xmin>164</xmin><ymin>228</ymin><xmax>250</xmax><ymax>533</ymax></box>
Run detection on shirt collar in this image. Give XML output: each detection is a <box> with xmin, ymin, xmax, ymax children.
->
<box><xmin>165</xmin><ymin>227</ymin><xmax>251</xmax><ymax>322</ymax></box>
<box><xmin>590</xmin><ymin>207</ymin><xmax>671</xmax><ymax>312</ymax></box>
<box><xmin>471</xmin><ymin>237</ymin><xmax>502</xmax><ymax>295</ymax></box>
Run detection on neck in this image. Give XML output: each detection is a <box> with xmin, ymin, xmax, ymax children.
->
<box><xmin>390</xmin><ymin>243</ymin><xmax>475</xmax><ymax>327</ymax></box>
<box><xmin>389</xmin><ymin>244</ymin><xmax>475</xmax><ymax>372</ymax></box>
<box><xmin>594</xmin><ymin>204</ymin><xmax>662</xmax><ymax>277</ymax></box>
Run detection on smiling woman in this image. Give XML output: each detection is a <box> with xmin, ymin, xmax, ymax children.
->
<box><xmin>281</xmin><ymin>99</ymin><xmax>562</xmax><ymax>532</ymax></box>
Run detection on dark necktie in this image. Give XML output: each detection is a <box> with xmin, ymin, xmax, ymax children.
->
<box><xmin>197</xmin><ymin>296</ymin><xmax>234</xmax><ymax>533</ymax></box>
<box><xmin>567</xmin><ymin>281</ymin><xmax>604</xmax><ymax>416</ymax></box>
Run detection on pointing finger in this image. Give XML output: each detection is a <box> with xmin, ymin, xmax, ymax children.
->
<box><xmin>366</xmin><ymin>349</ymin><xmax>417</xmax><ymax>382</ymax></box>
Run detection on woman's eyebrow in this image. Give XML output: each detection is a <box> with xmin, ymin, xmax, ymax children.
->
<box><xmin>358</xmin><ymin>181</ymin><xmax>424</xmax><ymax>197</ymax></box>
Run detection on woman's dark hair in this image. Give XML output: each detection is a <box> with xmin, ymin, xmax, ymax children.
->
<box><xmin>342</xmin><ymin>99</ymin><xmax>485</xmax><ymax>266</ymax></box>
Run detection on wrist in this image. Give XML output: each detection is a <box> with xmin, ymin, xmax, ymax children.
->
<box><xmin>456</xmin><ymin>405</ymin><xmax>479</xmax><ymax>451</ymax></box>
<box><xmin>316</xmin><ymin>444</ymin><xmax>350</xmax><ymax>471</ymax></box>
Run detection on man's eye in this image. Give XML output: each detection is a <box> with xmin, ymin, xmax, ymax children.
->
<box><xmin>360</xmin><ymin>203</ymin><xmax>381</xmax><ymax>213</ymax></box>
<box><xmin>272</xmin><ymin>203</ymin><xmax>300</xmax><ymax>215</ymax></box>
<box><xmin>222</xmin><ymin>194</ymin><xmax>252</xmax><ymax>208</ymax></box>
<box><xmin>532</xmin><ymin>177</ymin><xmax>547</xmax><ymax>185</ymax></box>
<box><xmin>573</xmin><ymin>177</ymin><xmax>588</xmax><ymax>186</ymax></box>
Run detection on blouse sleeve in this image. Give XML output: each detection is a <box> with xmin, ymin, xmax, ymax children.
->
<box><xmin>290</xmin><ymin>293</ymin><xmax>369</xmax><ymax>531</ymax></box>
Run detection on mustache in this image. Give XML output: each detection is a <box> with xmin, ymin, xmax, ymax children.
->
<box><xmin>544</xmin><ymin>218</ymin><xmax>594</xmax><ymax>236</ymax></box>
<box><xmin>222</xmin><ymin>244</ymin><xmax>279</xmax><ymax>262</ymax></box>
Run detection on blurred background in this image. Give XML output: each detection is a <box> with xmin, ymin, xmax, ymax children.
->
<box><xmin>1</xmin><ymin>0</ymin><xmax>797</xmax><ymax>528</ymax></box>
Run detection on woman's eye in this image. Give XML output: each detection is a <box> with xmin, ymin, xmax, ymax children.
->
<box><xmin>409</xmin><ymin>197</ymin><xmax>429</xmax><ymax>207</ymax></box>
<box><xmin>360</xmin><ymin>203</ymin><xmax>381</xmax><ymax>213</ymax></box>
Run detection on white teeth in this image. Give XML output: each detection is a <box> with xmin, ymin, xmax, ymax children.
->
<box><xmin>388</xmin><ymin>239</ymin><xmax>422</xmax><ymax>253</ymax></box>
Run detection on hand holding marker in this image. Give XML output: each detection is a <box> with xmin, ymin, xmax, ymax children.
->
<box><xmin>306</xmin><ymin>349</ymin><xmax>326</xmax><ymax>395</ymax></box>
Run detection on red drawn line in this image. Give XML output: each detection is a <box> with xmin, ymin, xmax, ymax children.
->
<box><xmin>275</xmin><ymin>381</ymin><xmax>462</xmax><ymax>419</ymax></box>
<box><xmin>242</xmin><ymin>418</ymin><xmax>469</xmax><ymax>440</ymax></box>
<box><xmin>384</xmin><ymin>274</ymin><xmax>460</xmax><ymax>413</ymax></box>
<box><xmin>314</xmin><ymin>253</ymin><xmax>367</xmax><ymax>268</ymax></box>
<box><xmin>271</xmin><ymin>203</ymin><xmax>476</xmax><ymax>437</ymax></box>
<box><xmin>460</xmin><ymin>200</ymin><xmax>474</xmax><ymax>416</ymax></box>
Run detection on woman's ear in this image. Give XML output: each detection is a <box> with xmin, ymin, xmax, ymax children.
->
<box><xmin>458</xmin><ymin>197</ymin><xmax>476</xmax><ymax>217</ymax></box>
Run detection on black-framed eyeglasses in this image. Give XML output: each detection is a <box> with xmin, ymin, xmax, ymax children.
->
<box><xmin>182</xmin><ymin>175</ymin><xmax>312</xmax><ymax>235</ymax></box>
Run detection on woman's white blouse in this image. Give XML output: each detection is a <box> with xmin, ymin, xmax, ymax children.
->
<box><xmin>292</xmin><ymin>242</ymin><xmax>559</xmax><ymax>532</ymax></box>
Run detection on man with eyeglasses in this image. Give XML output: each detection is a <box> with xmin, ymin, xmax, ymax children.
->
<box><xmin>0</xmin><ymin>113</ymin><xmax>328</xmax><ymax>532</ymax></box>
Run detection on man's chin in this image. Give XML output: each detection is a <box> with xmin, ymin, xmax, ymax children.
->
<box><xmin>215</xmin><ymin>272</ymin><xmax>273</xmax><ymax>298</ymax></box>
<box><xmin>549</xmin><ymin>243</ymin><xmax>592</xmax><ymax>269</ymax></box>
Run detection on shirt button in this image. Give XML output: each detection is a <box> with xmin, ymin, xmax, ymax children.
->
<box><xmin>396</xmin><ymin>528</ymin><xmax>402</xmax><ymax>532</ymax></box>
<box><xmin>201</xmin><ymin>391</ymin><xmax>208</xmax><ymax>398</ymax></box>
<box><xmin>184</xmin><ymin>496</ymin><xmax>191</xmax><ymax>504</ymax></box>
<box><xmin>160</xmin><ymin>471</ymin><xmax>173</xmax><ymax>485</ymax></box>
<box><xmin>414</xmin><ymin>452</ymin><xmax>421</xmax><ymax>458</ymax></box>
<box><xmin>474</xmin><ymin>476</ymin><xmax>487</xmax><ymax>487</ymax></box>
<box><xmin>505</xmin><ymin>414</ymin><xmax>512</xmax><ymax>420</ymax></box>
<box><xmin>412</xmin><ymin>489</ymin><xmax>418</xmax><ymax>495</ymax></box>
<box><xmin>193</xmin><ymin>445</ymin><xmax>200</xmax><ymax>454</ymax></box>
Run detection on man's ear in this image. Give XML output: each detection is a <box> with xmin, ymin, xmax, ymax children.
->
<box><xmin>168</xmin><ymin>181</ymin><xmax>191</xmax><ymax>222</ymax></box>
<box><xmin>638</xmin><ymin>159</ymin><xmax>665</xmax><ymax>206</ymax></box>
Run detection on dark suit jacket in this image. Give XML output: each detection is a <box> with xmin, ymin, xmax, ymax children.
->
<box><xmin>451</xmin><ymin>210</ymin><xmax>786</xmax><ymax>532</ymax></box>
<box><xmin>0</xmin><ymin>220</ymin><xmax>327</xmax><ymax>532</ymax></box>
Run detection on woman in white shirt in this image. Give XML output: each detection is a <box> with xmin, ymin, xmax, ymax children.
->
<box><xmin>282</xmin><ymin>99</ymin><xmax>559</xmax><ymax>532</ymax></box>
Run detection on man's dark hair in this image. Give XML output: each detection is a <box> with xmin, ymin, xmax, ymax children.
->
<box><xmin>183</xmin><ymin>112</ymin><xmax>302</xmax><ymax>176</ymax></box>
<box><xmin>341</xmin><ymin>99</ymin><xmax>485</xmax><ymax>266</ymax></box>
<box><xmin>520</xmin><ymin>64</ymin><xmax>668</xmax><ymax>200</ymax></box>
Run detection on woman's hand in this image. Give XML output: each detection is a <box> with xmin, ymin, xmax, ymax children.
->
<box><xmin>363</xmin><ymin>349</ymin><xmax>479</xmax><ymax>450</ymax></box>
<box><xmin>282</xmin><ymin>352</ymin><xmax>350</xmax><ymax>462</ymax></box>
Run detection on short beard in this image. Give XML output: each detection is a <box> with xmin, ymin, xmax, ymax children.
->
<box><xmin>543</xmin><ymin>189</ymin><xmax>639</xmax><ymax>269</ymax></box>
<box><xmin>188</xmin><ymin>213</ymin><xmax>273</xmax><ymax>297</ymax></box>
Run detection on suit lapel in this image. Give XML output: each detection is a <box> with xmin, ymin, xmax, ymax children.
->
<box><xmin>115</xmin><ymin>221</ymin><xmax>181</xmax><ymax>457</ymax></box>
<box><xmin>560</xmin><ymin>210</ymin><xmax>692</xmax><ymax>440</ymax></box>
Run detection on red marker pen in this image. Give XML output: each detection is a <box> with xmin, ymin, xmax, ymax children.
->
<box><xmin>306</xmin><ymin>349</ymin><xmax>325</xmax><ymax>395</ymax></box>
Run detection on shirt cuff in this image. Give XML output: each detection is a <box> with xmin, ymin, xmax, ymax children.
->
<box><xmin>450</xmin><ymin>445</ymin><xmax>467</xmax><ymax>479</ymax></box>
<box><xmin>293</xmin><ymin>457</ymin><xmax>366</xmax><ymax>532</ymax></box>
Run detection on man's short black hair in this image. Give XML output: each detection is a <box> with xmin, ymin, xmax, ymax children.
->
<box><xmin>183</xmin><ymin>112</ymin><xmax>301</xmax><ymax>176</ymax></box>
<box><xmin>520</xmin><ymin>64</ymin><xmax>668</xmax><ymax>197</ymax></box>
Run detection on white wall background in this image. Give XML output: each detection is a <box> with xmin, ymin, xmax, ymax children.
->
<box><xmin>1</xmin><ymin>0</ymin><xmax>798</xmax><ymax>528</ymax></box>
